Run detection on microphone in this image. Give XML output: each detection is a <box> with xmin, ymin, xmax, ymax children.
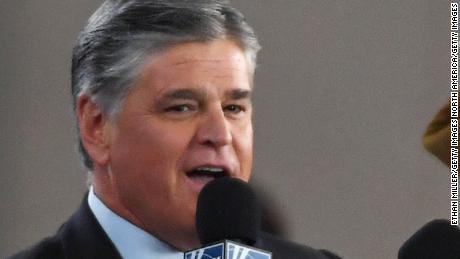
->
<box><xmin>398</xmin><ymin>219</ymin><xmax>460</xmax><ymax>259</ymax></box>
<box><xmin>185</xmin><ymin>177</ymin><xmax>272</xmax><ymax>259</ymax></box>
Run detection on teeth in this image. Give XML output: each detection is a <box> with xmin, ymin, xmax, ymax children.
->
<box><xmin>188</xmin><ymin>167</ymin><xmax>227</xmax><ymax>178</ymax></box>
<box><xmin>195</xmin><ymin>167</ymin><xmax>224</xmax><ymax>172</ymax></box>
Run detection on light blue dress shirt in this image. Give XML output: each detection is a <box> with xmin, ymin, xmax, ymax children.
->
<box><xmin>88</xmin><ymin>187</ymin><xmax>184</xmax><ymax>259</ymax></box>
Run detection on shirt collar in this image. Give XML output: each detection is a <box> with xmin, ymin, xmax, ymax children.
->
<box><xmin>87</xmin><ymin>186</ymin><xmax>184</xmax><ymax>259</ymax></box>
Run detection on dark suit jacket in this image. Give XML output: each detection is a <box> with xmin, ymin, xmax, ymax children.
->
<box><xmin>9</xmin><ymin>196</ymin><xmax>340</xmax><ymax>259</ymax></box>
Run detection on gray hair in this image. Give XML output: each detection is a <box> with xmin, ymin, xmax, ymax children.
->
<box><xmin>71</xmin><ymin>0</ymin><xmax>261</xmax><ymax>169</ymax></box>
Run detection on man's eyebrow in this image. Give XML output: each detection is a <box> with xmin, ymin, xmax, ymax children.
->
<box><xmin>225</xmin><ymin>89</ymin><xmax>252</xmax><ymax>100</ymax></box>
<box><xmin>158</xmin><ymin>88</ymin><xmax>251</xmax><ymax>101</ymax></box>
<box><xmin>160</xmin><ymin>89</ymin><xmax>204</xmax><ymax>100</ymax></box>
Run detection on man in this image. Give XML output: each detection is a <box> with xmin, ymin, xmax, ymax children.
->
<box><xmin>10</xmin><ymin>1</ymin><xmax>339</xmax><ymax>258</ymax></box>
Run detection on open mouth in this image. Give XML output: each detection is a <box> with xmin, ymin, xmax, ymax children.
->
<box><xmin>187</xmin><ymin>167</ymin><xmax>230</xmax><ymax>179</ymax></box>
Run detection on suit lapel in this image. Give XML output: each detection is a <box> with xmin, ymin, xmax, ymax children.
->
<box><xmin>58</xmin><ymin>194</ymin><xmax>123</xmax><ymax>259</ymax></box>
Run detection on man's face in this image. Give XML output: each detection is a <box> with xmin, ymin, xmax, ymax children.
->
<box><xmin>103</xmin><ymin>39</ymin><xmax>253</xmax><ymax>249</ymax></box>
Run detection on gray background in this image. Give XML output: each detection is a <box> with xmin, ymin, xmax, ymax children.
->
<box><xmin>0</xmin><ymin>1</ymin><xmax>451</xmax><ymax>258</ymax></box>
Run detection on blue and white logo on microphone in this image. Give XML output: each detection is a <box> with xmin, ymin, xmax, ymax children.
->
<box><xmin>184</xmin><ymin>240</ymin><xmax>271</xmax><ymax>259</ymax></box>
<box><xmin>226</xmin><ymin>242</ymin><xmax>271</xmax><ymax>259</ymax></box>
<box><xmin>185</xmin><ymin>243</ymin><xmax>224</xmax><ymax>259</ymax></box>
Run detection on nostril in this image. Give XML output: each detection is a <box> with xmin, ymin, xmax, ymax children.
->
<box><xmin>202</xmin><ymin>139</ymin><xmax>218</xmax><ymax>147</ymax></box>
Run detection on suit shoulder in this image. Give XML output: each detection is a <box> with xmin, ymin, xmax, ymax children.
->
<box><xmin>8</xmin><ymin>235</ymin><xmax>64</xmax><ymax>259</ymax></box>
<box><xmin>258</xmin><ymin>232</ymin><xmax>341</xmax><ymax>259</ymax></box>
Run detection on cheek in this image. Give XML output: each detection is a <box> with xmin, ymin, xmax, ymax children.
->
<box><xmin>108</xmin><ymin>119</ymin><xmax>197</xmax><ymax>192</ymax></box>
<box><xmin>235</xmin><ymin>123</ymin><xmax>254</xmax><ymax>180</ymax></box>
<box><xmin>115</xmin><ymin>119</ymin><xmax>194</xmax><ymax>161</ymax></box>
<box><xmin>109</xmin><ymin>120</ymin><xmax>198</xmax><ymax>206</ymax></box>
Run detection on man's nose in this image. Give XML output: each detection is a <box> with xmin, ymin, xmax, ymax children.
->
<box><xmin>196</xmin><ymin>107</ymin><xmax>232</xmax><ymax>148</ymax></box>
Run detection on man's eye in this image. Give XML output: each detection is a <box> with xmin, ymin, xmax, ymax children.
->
<box><xmin>166</xmin><ymin>104</ymin><xmax>194</xmax><ymax>113</ymax></box>
<box><xmin>224</xmin><ymin>104</ymin><xmax>245</xmax><ymax>114</ymax></box>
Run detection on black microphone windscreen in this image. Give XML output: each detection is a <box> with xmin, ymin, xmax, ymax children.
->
<box><xmin>398</xmin><ymin>219</ymin><xmax>460</xmax><ymax>259</ymax></box>
<box><xmin>196</xmin><ymin>177</ymin><xmax>261</xmax><ymax>246</ymax></box>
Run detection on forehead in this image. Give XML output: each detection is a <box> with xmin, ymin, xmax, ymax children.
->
<box><xmin>153</xmin><ymin>39</ymin><xmax>249</xmax><ymax>66</ymax></box>
<box><xmin>135</xmin><ymin>39</ymin><xmax>253</xmax><ymax>95</ymax></box>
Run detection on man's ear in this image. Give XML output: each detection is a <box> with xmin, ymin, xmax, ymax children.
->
<box><xmin>77</xmin><ymin>95</ymin><xmax>111</xmax><ymax>166</ymax></box>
